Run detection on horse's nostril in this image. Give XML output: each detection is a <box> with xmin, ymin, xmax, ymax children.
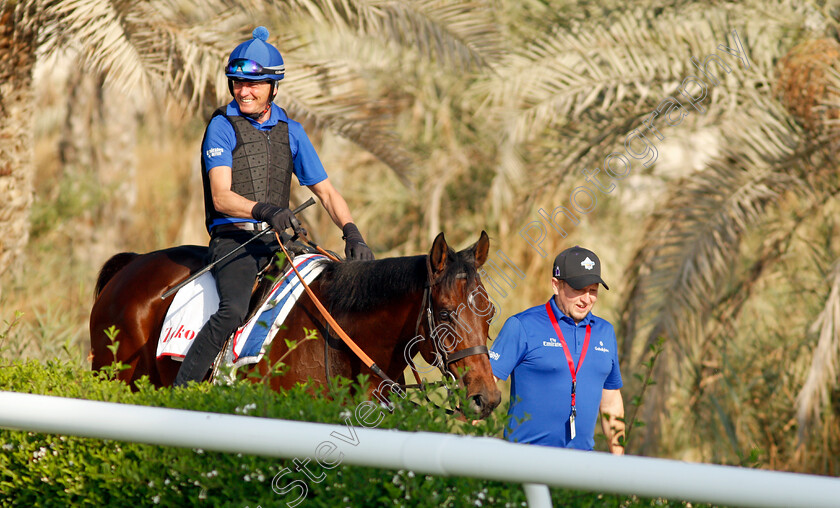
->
<box><xmin>472</xmin><ymin>394</ymin><xmax>484</xmax><ymax>409</ymax></box>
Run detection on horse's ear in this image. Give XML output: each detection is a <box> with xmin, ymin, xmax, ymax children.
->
<box><xmin>473</xmin><ymin>230</ymin><xmax>490</xmax><ymax>268</ymax></box>
<box><xmin>428</xmin><ymin>232</ymin><xmax>448</xmax><ymax>277</ymax></box>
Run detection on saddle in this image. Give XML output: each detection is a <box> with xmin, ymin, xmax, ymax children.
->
<box><xmin>242</xmin><ymin>236</ymin><xmax>322</xmax><ymax>324</ymax></box>
<box><xmin>156</xmin><ymin>235</ymin><xmax>334</xmax><ymax>367</ymax></box>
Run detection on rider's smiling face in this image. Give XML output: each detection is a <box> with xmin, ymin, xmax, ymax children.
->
<box><xmin>232</xmin><ymin>79</ymin><xmax>272</xmax><ymax>121</ymax></box>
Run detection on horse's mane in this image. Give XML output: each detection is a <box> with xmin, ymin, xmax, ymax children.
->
<box><xmin>318</xmin><ymin>248</ymin><xmax>478</xmax><ymax>314</ymax></box>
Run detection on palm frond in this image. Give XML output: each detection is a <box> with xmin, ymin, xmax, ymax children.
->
<box><xmin>40</xmin><ymin>0</ymin><xmax>166</xmax><ymax>95</ymax></box>
<box><xmin>284</xmin><ymin>0</ymin><xmax>503</xmax><ymax>69</ymax></box>
<box><xmin>276</xmin><ymin>59</ymin><xmax>417</xmax><ymax>186</ymax></box>
<box><xmin>796</xmin><ymin>258</ymin><xmax>840</xmax><ymax>436</ymax></box>
<box><xmin>619</xmin><ymin>150</ymin><xmax>808</xmax><ymax>364</ymax></box>
<box><xmin>478</xmin><ymin>3</ymin><xmax>800</xmax><ymax>145</ymax></box>
<box><xmin>159</xmin><ymin>11</ymin><xmax>253</xmax><ymax>108</ymax></box>
<box><xmin>464</xmin><ymin>0</ymin><xmax>807</xmax><ymax>210</ymax></box>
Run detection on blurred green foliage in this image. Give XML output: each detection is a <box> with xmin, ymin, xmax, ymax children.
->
<box><xmin>0</xmin><ymin>361</ymin><xmax>713</xmax><ymax>507</ymax></box>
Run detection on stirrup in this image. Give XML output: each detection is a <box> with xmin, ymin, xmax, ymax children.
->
<box><xmin>209</xmin><ymin>336</ymin><xmax>238</xmax><ymax>385</ymax></box>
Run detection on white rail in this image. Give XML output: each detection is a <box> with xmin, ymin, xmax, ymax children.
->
<box><xmin>0</xmin><ymin>391</ymin><xmax>838</xmax><ymax>508</ymax></box>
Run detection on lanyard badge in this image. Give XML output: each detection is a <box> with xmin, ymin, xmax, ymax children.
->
<box><xmin>545</xmin><ymin>301</ymin><xmax>591</xmax><ymax>441</ymax></box>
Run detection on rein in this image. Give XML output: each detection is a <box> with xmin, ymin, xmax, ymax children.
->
<box><xmin>275</xmin><ymin>233</ymin><xmax>395</xmax><ymax>384</ymax></box>
<box><xmin>276</xmin><ymin>232</ymin><xmax>489</xmax><ymax>416</ymax></box>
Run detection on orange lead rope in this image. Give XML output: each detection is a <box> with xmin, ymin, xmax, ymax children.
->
<box><xmin>275</xmin><ymin>232</ymin><xmax>394</xmax><ymax>383</ymax></box>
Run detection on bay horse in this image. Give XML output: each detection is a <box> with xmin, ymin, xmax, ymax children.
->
<box><xmin>89</xmin><ymin>231</ymin><xmax>502</xmax><ymax>418</ymax></box>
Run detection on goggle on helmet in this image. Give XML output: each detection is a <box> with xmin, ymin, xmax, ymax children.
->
<box><xmin>225</xmin><ymin>26</ymin><xmax>285</xmax><ymax>81</ymax></box>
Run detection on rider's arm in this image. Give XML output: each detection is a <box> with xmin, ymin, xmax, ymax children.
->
<box><xmin>208</xmin><ymin>166</ymin><xmax>260</xmax><ymax>219</ymax></box>
<box><xmin>307</xmin><ymin>178</ymin><xmax>355</xmax><ymax>229</ymax></box>
<box><xmin>203</xmin><ymin>115</ymin><xmax>261</xmax><ymax>220</ymax></box>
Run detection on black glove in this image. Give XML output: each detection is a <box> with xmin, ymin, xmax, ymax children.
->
<box><xmin>342</xmin><ymin>223</ymin><xmax>374</xmax><ymax>260</ymax></box>
<box><xmin>252</xmin><ymin>202</ymin><xmax>302</xmax><ymax>233</ymax></box>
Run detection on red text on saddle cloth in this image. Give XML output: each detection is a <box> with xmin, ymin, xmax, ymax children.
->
<box><xmin>161</xmin><ymin>324</ymin><xmax>196</xmax><ymax>343</ymax></box>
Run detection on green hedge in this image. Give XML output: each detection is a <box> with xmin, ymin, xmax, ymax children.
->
<box><xmin>0</xmin><ymin>361</ymin><xmax>711</xmax><ymax>507</ymax></box>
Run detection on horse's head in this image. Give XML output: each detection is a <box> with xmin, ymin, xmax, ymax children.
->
<box><xmin>420</xmin><ymin>230</ymin><xmax>501</xmax><ymax>419</ymax></box>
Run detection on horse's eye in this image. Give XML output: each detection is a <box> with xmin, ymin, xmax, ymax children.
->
<box><xmin>439</xmin><ymin>310</ymin><xmax>451</xmax><ymax>321</ymax></box>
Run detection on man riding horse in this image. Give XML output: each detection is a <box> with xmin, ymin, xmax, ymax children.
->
<box><xmin>174</xmin><ymin>26</ymin><xmax>374</xmax><ymax>387</ymax></box>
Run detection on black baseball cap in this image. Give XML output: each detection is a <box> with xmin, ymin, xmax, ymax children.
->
<box><xmin>552</xmin><ymin>246</ymin><xmax>609</xmax><ymax>290</ymax></box>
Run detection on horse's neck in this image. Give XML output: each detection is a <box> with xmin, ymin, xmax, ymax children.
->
<box><xmin>368</xmin><ymin>287</ymin><xmax>426</xmax><ymax>338</ymax></box>
<box><xmin>341</xmin><ymin>287</ymin><xmax>427</xmax><ymax>378</ymax></box>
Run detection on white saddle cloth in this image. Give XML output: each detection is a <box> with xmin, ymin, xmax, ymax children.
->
<box><xmin>156</xmin><ymin>253</ymin><xmax>327</xmax><ymax>367</ymax></box>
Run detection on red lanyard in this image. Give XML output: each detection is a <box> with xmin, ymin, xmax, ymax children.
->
<box><xmin>545</xmin><ymin>301</ymin><xmax>591</xmax><ymax>414</ymax></box>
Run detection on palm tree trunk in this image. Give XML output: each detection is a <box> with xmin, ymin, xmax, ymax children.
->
<box><xmin>60</xmin><ymin>63</ymin><xmax>138</xmax><ymax>268</ymax></box>
<box><xmin>0</xmin><ymin>3</ymin><xmax>39</xmax><ymax>281</ymax></box>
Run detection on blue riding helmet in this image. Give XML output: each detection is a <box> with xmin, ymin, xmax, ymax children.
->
<box><xmin>225</xmin><ymin>26</ymin><xmax>285</xmax><ymax>81</ymax></box>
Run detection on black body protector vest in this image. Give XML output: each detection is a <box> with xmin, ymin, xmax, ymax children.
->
<box><xmin>201</xmin><ymin>107</ymin><xmax>294</xmax><ymax>231</ymax></box>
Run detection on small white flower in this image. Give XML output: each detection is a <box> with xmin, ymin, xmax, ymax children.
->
<box><xmin>148</xmin><ymin>481</ymin><xmax>155</xmax><ymax>488</ymax></box>
<box><xmin>244</xmin><ymin>475</ymin><xmax>251</xmax><ymax>482</ymax></box>
<box><xmin>1</xmin><ymin>444</ymin><xmax>13</xmax><ymax>451</ymax></box>
<box><xmin>195</xmin><ymin>448</ymin><xmax>204</xmax><ymax>454</ymax></box>
<box><xmin>152</xmin><ymin>495</ymin><xmax>160</xmax><ymax>504</ymax></box>
<box><xmin>339</xmin><ymin>410</ymin><xmax>352</xmax><ymax>420</ymax></box>
<box><xmin>257</xmin><ymin>474</ymin><xmax>265</xmax><ymax>482</ymax></box>
<box><xmin>164</xmin><ymin>478</ymin><xmax>170</xmax><ymax>485</ymax></box>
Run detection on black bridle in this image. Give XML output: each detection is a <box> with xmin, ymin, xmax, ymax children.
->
<box><xmin>319</xmin><ymin>268</ymin><xmax>492</xmax><ymax>415</ymax></box>
<box><xmin>399</xmin><ymin>273</ymin><xmax>491</xmax><ymax>414</ymax></box>
<box><xmin>415</xmin><ymin>280</ymin><xmax>490</xmax><ymax>374</ymax></box>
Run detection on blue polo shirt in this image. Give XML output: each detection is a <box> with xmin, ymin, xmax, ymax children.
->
<box><xmin>202</xmin><ymin>102</ymin><xmax>328</xmax><ymax>230</ymax></box>
<box><xmin>489</xmin><ymin>298</ymin><xmax>622</xmax><ymax>449</ymax></box>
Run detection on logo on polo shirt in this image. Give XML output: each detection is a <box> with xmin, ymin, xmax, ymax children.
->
<box><xmin>595</xmin><ymin>340</ymin><xmax>609</xmax><ymax>353</ymax></box>
<box><xmin>206</xmin><ymin>147</ymin><xmax>223</xmax><ymax>158</ymax></box>
<box><xmin>488</xmin><ymin>350</ymin><xmax>500</xmax><ymax>360</ymax></box>
<box><xmin>581</xmin><ymin>257</ymin><xmax>595</xmax><ymax>270</ymax></box>
<box><xmin>542</xmin><ymin>337</ymin><xmax>563</xmax><ymax>347</ymax></box>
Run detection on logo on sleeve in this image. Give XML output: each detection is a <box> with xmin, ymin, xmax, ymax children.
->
<box><xmin>542</xmin><ymin>337</ymin><xmax>563</xmax><ymax>348</ymax></box>
<box><xmin>206</xmin><ymin>147</ymin><xmax>224</xmax><ymax>158</ymax></box>
<box><xmin>488</xmin><ymin>350</ymin><xmax>500</xmax><ymax>361</ymax></box>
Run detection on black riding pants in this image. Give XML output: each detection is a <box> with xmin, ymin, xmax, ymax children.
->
<box><xmin>174</xmin><ymin>230</ymin><xmax>279</xmax><ymax>386</ymax></box>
